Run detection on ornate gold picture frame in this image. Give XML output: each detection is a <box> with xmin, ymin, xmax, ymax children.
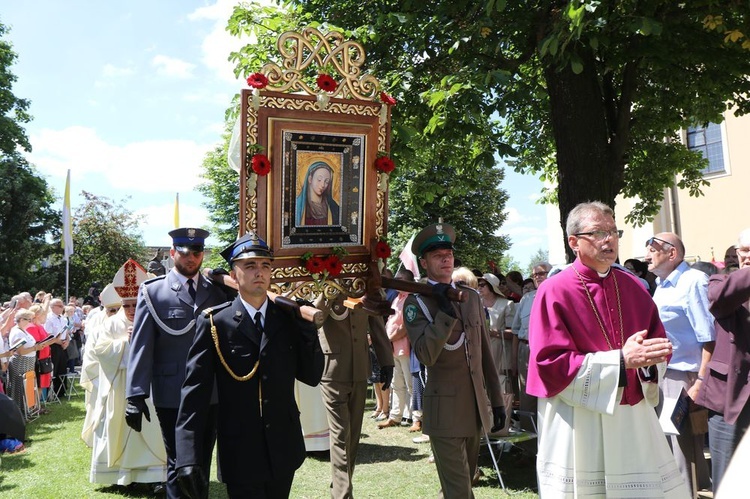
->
<box><xmin>238</xmin><ymin>28</ymin><xmax>392</xmax><ymax>299</ymax></box>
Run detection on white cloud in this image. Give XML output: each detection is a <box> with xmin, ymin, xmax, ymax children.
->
<box><xmin>499</xmin><ymin>207</ymin><xmax>548</xmax><ymax>259</ymax></box>
<box><xmin>95</xmin><ymin>63</ymin><xmax>136</xmax><ymax>87</ymax></box>
<box><xmin>135</xmin><ymin>201</ymin><xmax>212</xmax><ymax>246</ymax></box>
<box><xmin>28</xmin><ymin>126</ymin><xmax>214</xmax><ymax>194</ymax></box>
<box><xmin>101</xmin><ymin>63</ymin><xmax>135</xmax><ymax>78</ymax></box>
<box><xmin>151</xmin><ymin>55</ymin><xmax>196</xmax><ymax>79</ymax></box>
<box><xmin>181</xmin><ymin>89</ymin><xmax>233</xmax><ymax>105</ymax></box>
<box><xmin>504</xmin><ymin>226</ymin><xmax>546</xmax><ymax>239</ymax></box>
<box><xmin>188</xmin><ymin>0</ymin><xmax>253</xmax><ymax>84</ymax></box>
<box><xmin>527</xmin><ymin>191</ymin><xmax>543</xmax><ymax>202</ymax></box>
<box><xmin>503</xmin><ymin>206</ymin><xmax>541</xmax><ymax>227</ymax></box>
<box><xmin>504</xmin><ymin>207</ymin><xmax>522</xmax><ymax>226</ymax></box>
<box><xmin>510</xmin><ymin>235</ymin><xmax>546</xmax><ymax>249</ymax></box>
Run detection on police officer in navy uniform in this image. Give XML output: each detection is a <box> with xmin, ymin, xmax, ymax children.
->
<box><xmin>174</xmin><ymin>232</ymin><xmax>324</xmax><ymax>499</ymax></box>
<box><xmin>126</xmin><ymin>228</ymin><xmax>227</xmax><ymax>499</ymax></box>
<box><xmin>402</xmin><ymin>223</ymin><xmax>506</xmax><ymax>498</ymax></box>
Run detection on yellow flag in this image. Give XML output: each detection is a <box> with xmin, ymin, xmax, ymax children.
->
<box><xmin>173</xmin><ymin>193</ymin><xmax>180</xmax><ymax>228</ymax></box>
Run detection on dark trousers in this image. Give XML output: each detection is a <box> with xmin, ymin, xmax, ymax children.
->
<box><xmin>156</xmin><ymin>406</ymin><xmax>217</xmax><ymax>499</ymax></box>
<box><xmin>49</xmin><ymin>343</ymin><xmax>68</xmax><ymax>396</ymax></box>
<box><xmin>225</xmin><ymin>472</ymin><xmax>294</xmax><ymax>499</ymax></box>
<box><xmin>708</xmin><ymin>405</ymin><xmax>750</xmax><ymax>491</ymax></box>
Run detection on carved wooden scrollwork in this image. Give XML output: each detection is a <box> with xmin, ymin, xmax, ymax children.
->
<box><xmin>261</xmin><ymin>27</ymin><xmax>380</xmax><ymax>100</ymax></box>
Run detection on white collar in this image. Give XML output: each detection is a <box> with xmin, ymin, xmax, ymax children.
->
<box><xmin>172</xmin><ymin>268</ymin><xmax>199</xmax><ymax>287</ymax></box>
<box><xmin>239</xmin><ymin>297</ymin><xmax>269</xmax><ymax>323</ymax></box>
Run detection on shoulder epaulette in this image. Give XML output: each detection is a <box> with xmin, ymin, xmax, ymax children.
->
<box><xmin>143</xmin><ymin>275</ymin><xmax>167</xmax><ymax>286</ymax></box>
<box><xmin>202</xmin><ymin>301</ymin><xmax>232</xmax><ymax>317</ymax></box>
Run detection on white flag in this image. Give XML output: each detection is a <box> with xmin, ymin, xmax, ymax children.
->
<box><xmin>62</xmin><ymin>169</ymin><xmax>74</xmax><ymax>260</ymax></box>
<box><xmin>399</xmin><ymin>232</ymin><xmax>420</xmax><ymax>279</ymax></box>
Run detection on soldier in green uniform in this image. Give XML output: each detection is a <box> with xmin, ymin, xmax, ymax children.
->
<box><xmin>403</xmin><ymin>223</ymin><xmax>506</xmax><ymax>498</ymax></box>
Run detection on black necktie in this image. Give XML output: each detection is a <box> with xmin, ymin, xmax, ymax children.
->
<box><xmin>187</xmin><ymin>278</ymin><xmax>196</xmax><ymax>301</ymax></box>
<box><xmin>254</xmin><ymin>311</ymin><xmax>264</xmax><ymax>341</ymax></box>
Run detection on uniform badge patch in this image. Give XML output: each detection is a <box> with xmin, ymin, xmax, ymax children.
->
<box><xmin>404</xmin><ymin>304</ymin><xmax>418</xmax><ymax>323</ymax></box>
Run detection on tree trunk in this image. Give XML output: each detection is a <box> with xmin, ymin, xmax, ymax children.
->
<box><xmin>544</xmin><ymin>51</ymin><xmax>619</xmax><ymax>263</ymax></box>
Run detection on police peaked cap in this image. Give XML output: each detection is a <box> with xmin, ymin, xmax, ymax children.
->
<box><xmin>169</xmin><ymin>227</ymin><xmax>209</xmax><ymax>250</ymax></box>
<box><xmin>220</xmin><ymin>232</ymin><xmax>274</xmax><ymax>264</ymax></box>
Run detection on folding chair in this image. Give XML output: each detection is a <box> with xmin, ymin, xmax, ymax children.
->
<box><xmin>481</xmin><ymin>409</ymin><xmax>539</xmax><ymax>492</ymax></box>
<box><xmin>45</xmin><ymin>377</ymin><xmax>61</xmax><ymax>405</ymax></box>
<box><xmin>62</xmin><ymin>372</ymin><xmax>80</xmax><ymax>401</ymax></box>
<box><xmin>23</xmin><ymin>371</ymin><xmax>41</xmax><ymax>421</ymax></box>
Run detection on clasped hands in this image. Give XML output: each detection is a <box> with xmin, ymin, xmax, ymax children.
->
<box><xmin>621</xmin><ymin>330</ymin><xmax>672</xmax><ymax>369</ymax></box>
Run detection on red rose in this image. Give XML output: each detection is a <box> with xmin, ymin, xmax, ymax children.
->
<box><xmin>374</xmin><ymin>156</ymin><xmax>395</xmax><ymax>173</ymax></box>
<box><xmin>375</xmin><ymin>240</ymin><xmax>392</xmax><ymax>259</ymax></box>
<box><xmin>324</xmin><ymin>256</ymin><xmax>343</xmax><ymax>277</ymax></box>
<box><xmin>246</xmin><ymin>72</ymin><xmax>268</xmax><ymax>89</ymax></box>
<box><xmin>251</xmin><ymin>154</ymin><xmax>271</xmax><ymax>176</ymax></box>
<box><xmin>305</xmin><ymin>256</ymin><xmax>324</xmax><ymax>274</ymax></box>
<box><xmin>379</xmin><ymin>92</ymin><xmax>396</xmax><ymax>106</ymax></box>
<box><xmin>316</xmin><ymin>74</ymin><xmax>337</xmax><ymax>92</ymax></box>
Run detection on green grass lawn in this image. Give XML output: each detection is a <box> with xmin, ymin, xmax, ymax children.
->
<box><xmin>0</xmin><ymin>387</ymin><xmax>539</xmax><ymax>498</ymax></box>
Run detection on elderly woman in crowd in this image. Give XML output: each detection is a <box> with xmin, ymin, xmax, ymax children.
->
<box><xmin>7</xmin><ymin>309</ymin><xmax>53</xmax><ymax>412</ymax></box>
<box><xmin>452</xmin><ymin>266</ymin><xmax>478</xmax><ymax>289</ymax></box>
<box><xmin>478</xmin><ymin>273</ymin><xmax>515</xmax><ymax>435</ymax></box>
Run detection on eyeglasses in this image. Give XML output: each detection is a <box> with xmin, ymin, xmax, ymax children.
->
<box><xmin>176</xmin><ymin>248</ymin><xmax>204</xmax><ymax>258</ymax></box>
<box><xmin>737</xmin><ymin>247</ymin><xmax>750</xmax><ymax>257</ymax></box>
<box><xmin>573</xmin><ymin>229</ymin><xmax>623</xmax><ymax>241</ymax></box>
<box><xmin>532</xmin><ymin>271</ymin><xmax>548</xmax><ymax>277</ymax></box>
<box><xmin>646</xmin><ymin>236</ymin><xmax>674</xmax><ymax>249</ymax></box>
<box><xmin>478</xmin><ymin>282</ymin><xmax>488</xmax><ymax>287</ymax></box>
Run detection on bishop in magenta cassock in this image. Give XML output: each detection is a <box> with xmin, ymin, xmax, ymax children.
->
<box><xmin>527</xmin><ymin>202</ymin><xmax>689</xmax><ymax>498</ymax></box>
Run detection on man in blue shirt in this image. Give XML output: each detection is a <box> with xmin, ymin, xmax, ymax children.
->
<box><xmin>511</xmin><ymin>262</ymin><xmax>551</xmax><ymax>431</ymax></box>
<box><xmin>647</xmin><ymin>232</ymin><xmax>716</xmax><ymax>495</ymax></box>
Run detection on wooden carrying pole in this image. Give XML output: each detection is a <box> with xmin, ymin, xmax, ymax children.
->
<box><xmin>381</xmin><ymin>276</ymin><xmax>466</xmax><ymax>303</ymax></box>
<box><xmin>202</xmin><ymin>269</ymin><xmax>324</xmax><ymax>327</ymax></box>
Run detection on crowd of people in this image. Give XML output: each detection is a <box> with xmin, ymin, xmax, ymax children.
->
<box><xmin>4</xmin><ymin>210</ymin><xmax>750</xmax><ymax>499</ymax></box>
<box><xmin>0</xmin><ymin>291</ymin><xmax>88</xmax><ymax>453</ymax></box>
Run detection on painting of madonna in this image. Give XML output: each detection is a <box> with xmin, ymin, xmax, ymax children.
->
<box><xmin>295</xmin><ymin>161</ymin><xmax>341</xmax><ymax>226</ymax></box>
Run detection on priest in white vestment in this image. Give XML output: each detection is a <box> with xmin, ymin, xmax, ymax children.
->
<box><xmin>528</xmin><ymin>202</ymin><xmax>689</xmax><ymax>498</ymax></box>
<box><xmin>80</xmin><ymin>283</ymin><xmax>120</xmax><ymax>447</ymax></box>
<box><xmin>295</xmin><ymin>381</ymin><xmax>330</xmax><ymax>451</ymax></box>
<box><xmin>89</xmin><ymin>260</ymin><xmax>166</xmax><ymax>485</ymax></box>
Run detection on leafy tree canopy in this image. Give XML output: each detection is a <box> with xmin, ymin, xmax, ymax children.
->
<box><xmin>215</xmin><ymin>2</ymin><xmax>510</xmax><ymax>271</ymax></box>
<box><xmin>0</xmin><ymin>22</ymin><xmax>31</xmax><ymax>155</ymax></box>
<box><xmin>196</xmin><ymin>133</ymin><xmax>239</xmax><ymax>248</ymax></box>
<box><xmin>0</xmin><ymin>153</ymin><xmax>57</xmax><ymax>296</ymax></box>
<box><xmin>275</xmin><ymin>0</ymin><xmax>750</xmax><ymax>261</ymax></box>
<box><xmin>0</xmin><ymin>24</ymin><xmax>57</xmax><ymax>297</ymax></box>
<box><xmin>35</xmin><ymin>192</ymin><xmax>148</xmax><ymax>298</ymax></box>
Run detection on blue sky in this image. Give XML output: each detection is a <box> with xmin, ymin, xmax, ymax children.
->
<box><xmin>3</xmin><ymin>0</ymin><xmax>548</xmax><ymax>269</ymax></box>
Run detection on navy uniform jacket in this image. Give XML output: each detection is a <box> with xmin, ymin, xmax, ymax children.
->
<box><xmin>126</xmin><ymin>268</ymin><xmax>227</xmax><ymax>408</ymax></box>
<box><xmin>175</xmin><ymin>297</ymin><xmax>324</xmax><ymax>484</ymax></box>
